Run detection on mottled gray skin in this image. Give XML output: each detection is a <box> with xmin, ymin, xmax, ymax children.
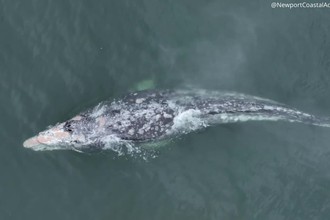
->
<box><xmin>66</xmin><ymin>90</ymin><xmax>176</xmax><ymax>144</ymax></box>
<box><xmin>23</xmin><ymin>89</ymin><xmax>330</xmax><ymax>152</ymax></box>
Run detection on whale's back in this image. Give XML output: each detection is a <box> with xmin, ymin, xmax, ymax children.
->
<box><xmin>95</xmin><ymin>90</ymin><xmax>330</xmax><ymax>143</ymax></box>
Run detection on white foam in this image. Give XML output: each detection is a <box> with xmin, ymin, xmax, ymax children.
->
<box><xmin>208</xmin><ymin>113</ymin><xmax>285</xmax><ymax>124</ymax></box>
<box><xmin>99</xmin><ymin>134</ymin><xmax>145</xmax><ymax>156</ymax></box>
<box><xmin>170</xmin><ymin>109</ymin><xmax>207</xmax><ymax>134</ymax></box>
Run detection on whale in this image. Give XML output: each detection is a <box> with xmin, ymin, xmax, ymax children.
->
<box><xmin>23</xmin><ymin>89</ymin><xmax>330</xmax><ymax>153</ymax></box>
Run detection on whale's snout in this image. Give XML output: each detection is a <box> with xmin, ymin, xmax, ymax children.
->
<box><xmin>23</xmin><ymin>136</ymin><xmax>40</xmax><ymax>148</ymax></box>
<box><xmin>23</xmin><ymin>123</ymin><xmax>71</xmax><ymax>151</ymax></box>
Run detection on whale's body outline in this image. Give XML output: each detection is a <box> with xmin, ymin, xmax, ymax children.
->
<box><xmin>23</xmin><ymin>89</ymin><xmax>330</xmax><ymax>153</ymax></box>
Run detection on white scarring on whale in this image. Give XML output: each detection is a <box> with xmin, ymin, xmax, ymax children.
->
<box><xmin>23</xmin><ymin>89</ymin><xmax>330</xmax><ymax>154</ymax></box>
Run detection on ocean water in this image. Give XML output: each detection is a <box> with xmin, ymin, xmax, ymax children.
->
<box><xmin>1</xmin><ymin>0</ymin><xmax>330</xmax><ymax>219</ymax></box>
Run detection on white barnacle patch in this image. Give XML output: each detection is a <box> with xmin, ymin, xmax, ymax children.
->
<box><xmin>121</xmin><ymin>120</ymin><xmax>131</xmax><ymax>127</ymax></box>
<box><xmin>96</xmin><ymin>116</ymin><xmax>106</xmax><ymax>127</ymax></box>
<box><xmin>155</xmin><ymin>114</ymin><xmax>161</xmax><ymax>121</ymax></box>
<box><xmin>128</xmin><ymin>128</ymin><xmax>135</xmax><ymax>135</ymax></box>
<box><xmin>163</xmin><ymin>112</ymin><xmax>172</xmax><ymax>119</ymax></box>
<box><xmin>138</xmin><ymin>129</ymin><xmax>144</xmax><ymax>135</ymax></box>
<box><xmin>71</xmin><ymin>115</ymin><xmax>82</xmax><ymax>121</ymax></box>
<box><xmin>143</xmin><ymin>124</ymin><xmax>151</xmax><ymax>131</ymax></box>
<box><xmin>120</xmin><ymin>110</ymin><xmax>131</xmax><ymax>120</ymax></box>
<box><xmin>135</xmin><ymin>98</ymin><xmax>145</xmax><ymax>104</ymax></box>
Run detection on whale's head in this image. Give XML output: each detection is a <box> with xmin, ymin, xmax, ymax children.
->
<box><xmin>23</xmin><ymin>115</ymin><xmax>105</xmax><ymax>152</ymax></box>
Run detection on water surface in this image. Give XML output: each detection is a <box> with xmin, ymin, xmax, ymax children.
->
<box><xmin>1</xmin><ymin>0</ymin><xmax>330</xmax><ymax>219</ymax></box>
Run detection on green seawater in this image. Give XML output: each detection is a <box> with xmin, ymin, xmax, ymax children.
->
<box><xmin>1</xmin><ymin>0</ymin><xmax>330</xmax><ymax>219</ymax></box>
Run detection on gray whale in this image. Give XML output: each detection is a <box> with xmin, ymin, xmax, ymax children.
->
<box><xmin>23</xmin><ymin>89</ymin><xmax>330</xmax><ymax>153</ymax></box>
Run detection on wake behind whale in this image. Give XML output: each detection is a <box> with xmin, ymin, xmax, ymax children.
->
<box><xmin>23</xmin><ymin>89</ymin><xmax>330</xmax><ymax>154</ymax></box>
